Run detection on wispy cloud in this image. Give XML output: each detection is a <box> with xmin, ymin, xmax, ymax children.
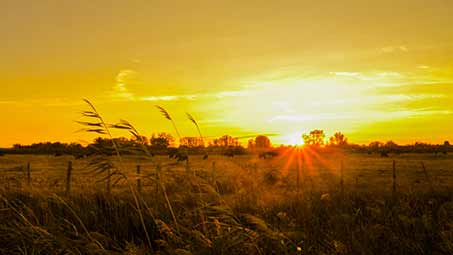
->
<box><xmin>112</xmin><ymin>69</ymin><xmax>142</xmax><ymax>99</ymax></box>
<box><xmin>0</xmin><ymin>100</ymin><xmax>27</xmax><ymax>106</ymax></box>
<box><xmin>112</xmin><ymin>68</ymin><xmax>251</xmax><ymax>102</ymax></box>
<box><xmin>374</xmin><ymin>82</ymin><xmax>453</xmax><ymax>96</ymax></box>
<box><xmin>377</xmin><ymin>72</ymin><xmax>402</xmax><ymax>77</ymax></box>
<box><xmin>330</xmin><ymin>72</ymin><xmax>361</xmax><ymax>77</ymax></box>
<box><xmin>417</xmin><ymin>65</ymin><xmax>430</xmax><ymax>69</ymax></box>
<box><xmin>116</xmin><ymin>69</ymin><xmax>141</xmax><ymax>87</ymax></box>
<box><xmin>380</xmin><ymin>45</ymin><xmax>409</xmax><ymax>53</ymax></box>
<box><xmin>130</xmin><ymin>90</ymin><xmax>250</xmax><ymax>102</ymax></box>
<box><xmin>214</xmin><ymin>90</ymin><xmax>249</xmax><ymax>98</ymax></box>
<box><xmin>0</xmin><ymin>98</ymin><xmax>84</xmax><ymax>107</ymax></box>
<box><xmin>269</xmin><ymin>113</ymin><xmax>346</xmax><ymax>122</ymax></box>
<box><xmin>330</xmin><ymin>71</ymin><xmax>404</xmax><ymax>82</ymax></box>
<box><xmin>269</xmin><ymin>109</ymin><xmax>451</xmax><ymax>124</ymax></box>
<box><xmin>141</xmin><ymin>95</ymin><xmax>197</xmax><ymax>101</ymax></box>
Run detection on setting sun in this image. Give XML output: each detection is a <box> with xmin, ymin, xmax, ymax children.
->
<box><xmin>280</xmin><ymin>132</ymin><xmax>305</xmax><ymax>146</ymax></box>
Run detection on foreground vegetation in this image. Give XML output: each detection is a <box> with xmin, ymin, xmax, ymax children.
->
<box><xmin>0</xmin><ymin>153</ymin><xmax>452</xmax><ymax>255</ymax></box>
<box><xmin>1</xmin><ymin>185</ymin><xmax>452</xmax><ymax>254</ymax></box>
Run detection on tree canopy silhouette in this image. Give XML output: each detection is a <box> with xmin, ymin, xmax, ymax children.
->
<box><xmin>302</xmin><ymin>130</ymin><xmax>325</xmax><ymax>146</ymax></box>
<box><xmin>328</xmin><ymin>132</ymin><xmax>348</xmax><ymax>146</ymax></box>
<box><xmin>254</xmin><ymin>135</ymin><xmax>272</xmax><ymax>149</ymax></box>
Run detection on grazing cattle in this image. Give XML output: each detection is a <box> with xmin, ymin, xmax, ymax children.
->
<box><xmin>75</xmin><ymin>153</ymin><xmax>92</xmax><ymax>160</ymax></box>
<box><xmin>54</xmin><ymin>152</ymin><xmax>63</xmax><ymax>157</ymax></box>
<box><xmin>73</xmin><ymin>151</ymin><xmax>98</xmax><ymax>160</ymax></box>
<box><xmin>203</xmin><ymin>154</ymin><xmax>208</xmax><ymax>160</ymax></box>
<box><xmin>259</xmin><ymin>151</ymin><xmax>279</xmax><ymax>159</ymax></box>
<box><xmin>74</xmin><ymin>154</ymin><xmax>84</xmax><ymax>160</ymax></box>
<box><xmin>168</xmin><ymin>148</ymin><xmax>177</xmax><ymax>158</ymax></box>
<box><xmin>223</xmin><ymin>151</ymin><xmax>235</xmax><ymax>157</ymax></box>
<box><xmin>168</xmin><ymin>148</ymin><xmax>189</xmax><ymax>162</ymax></box>
<box><xmin>380</xmin><ymin>151</ymin><xmax>389</xmax><ymax>158</ymax></box>
<box><xmin>177</xmin><ymin>154</ymin><xmax>189</xmax><ymax>162</ymax></box>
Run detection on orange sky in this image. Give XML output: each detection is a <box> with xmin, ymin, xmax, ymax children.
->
<box><xmin>1</xmin><ymin>0</ymin><xmax>453</xmax><ymax>147</ymax></box>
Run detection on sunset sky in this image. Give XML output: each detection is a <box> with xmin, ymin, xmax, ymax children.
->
<box><xmin>1</xmin><ymin>0</ymin><xmax>453</xmax><ymax>147</ymax></box>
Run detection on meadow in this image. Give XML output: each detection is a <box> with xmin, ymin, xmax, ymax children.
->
<box><xmin>0</xmin><ymin>152</ymin><xmax>452</xmax><ymax>254</ymax></box>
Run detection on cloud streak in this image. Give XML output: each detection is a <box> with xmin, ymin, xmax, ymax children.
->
<box><xmin>380</xmin><ymin>45</ymin><xmax>409</xmax><ymax>53</ymax></box>
<box><xmin>269</xmin><ymin>109</ymin><xmax>452</xmax><ymax>123</ymax></box>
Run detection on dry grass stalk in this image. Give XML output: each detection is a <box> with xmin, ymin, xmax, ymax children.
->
<box><xmin>65</xmin><ymin>161</ymin><xmax>72</xmax><ymax>196</ymax></box>
<box><xmin>26</xmin><ymin>162</ymin><xmax>31</xmax><ymax>187</ymax></box>
<box><xmin>137</xmin><ymin>165</ymin><xmax>142</xmax><ymax>195</ymax></box>
<box><xmin>420</xmin><ymin>162</ymin><xmax>434</xmax><ymax>193</ymax></box>
<box><xmin>392</xmin><ymin>160</ymin><xmax>397</xmax><ymax>200</ymax></box>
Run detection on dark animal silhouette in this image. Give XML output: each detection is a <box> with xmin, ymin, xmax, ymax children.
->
<box><xmin>380</xmin><ymin>151</ymin><xmax>389</xmax><ymax>157</ymax></box>
<box><xmin>54</xmin><ymin>153</ymin><xmax>63</xmax><ymax>157</ymax></box>
<box><xmin>177</xmin><ymin>154</ymin><xmax>188</xmax><ymax>162</ymax></box>
<box><xmin>259</xmin><ymin>151</ymin><xmax>279</xmax><ymax>159</ymax></box>
<box><xmin>74</xmin><ymin>154</ymin><xmax>85</xmax><ymax>160</ymax></box>
<box><xmin>168</xmin><ymin>148</ymin><xmax>177</xmax><ymax>159</ymax></box>
<box><xmin>73</xmin><ymin>151</ymin><xmax>97</xmax><ymax>160</ymax></box>
<box><xmin>223</xmin><ymin>151</ymin><xmax>235</xmax><ymax>157</ymax></box>
<box><xmin>168</xmin><ymin>148</ymin><xmax>189</xmax><ymax>162</ymax></box>
<box><xmin>203</xmin><ymin>154</ymin><xmax>208</xmax><ymax>160</ymax></box>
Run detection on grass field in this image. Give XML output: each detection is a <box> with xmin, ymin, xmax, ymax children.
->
<box><xmin>1</xmin><ymin>152</ymin><xmax>453</xmax><ymax>254</ymax></box>
<box><xmin>1</xmin><ymin>152</ymin><xmax>452</xmax><ymax>193</ymax></box>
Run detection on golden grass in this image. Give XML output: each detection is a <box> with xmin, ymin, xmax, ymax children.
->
<box><xmin>0</xmin><ymin>153</ymin><xmax>453</xmax><ymax>254</ymax></box>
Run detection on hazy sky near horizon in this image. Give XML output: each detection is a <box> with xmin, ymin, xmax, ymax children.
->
<box><xmin>1</xmin><ymin>0</ymin><xmax>453</xmax><ymax>146</ymax></box>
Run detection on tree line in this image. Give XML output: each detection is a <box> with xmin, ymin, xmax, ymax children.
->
<box><xmin>301</xmin><ymin>130</ymin><xmax>453</xmax><ymax>155</ymax></box>
<box><xmin>0</xmin><ymin>130</ymin><xmax>451</xmax><ymax>156</ymax></box>
<box><xmin>0</xmin><ymin>133</ymin><xmax>252</xmax><ymax>157</ymax></box>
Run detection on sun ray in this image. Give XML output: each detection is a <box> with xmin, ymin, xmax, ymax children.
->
<box><xmin>296</xmin><ymin>147</ymin><xmax>304</xmax><ymax>189</ymax></box>
<box><xmin>280</xmin><ymin>147</ymin><xmax>297</xmax><ymax>177</ymax></box>
<box><xmin>303</xmin><ymin>147</ymin><xmax>337</xmax><ymax>175</ymax></box>
<box><xmin>300</xmin><ymin>147</ymin><xmax>315</xmax><ymax>176</ymax></box>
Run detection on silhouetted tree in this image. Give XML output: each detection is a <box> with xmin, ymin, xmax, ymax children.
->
<box><xmin>369</xmin><ymin>141</ymin><xmax>384</xmax><ymax>153</ymax></box>
<box><xmin>131</xmin><ymin>135</ymin><xmax>149</xmax><ymax>145</ymax></box>
<box><xmin>443</xmin><ymin>141</ymin><xmax>450</xmax><ymax>154</ymax></box>
<box><xmin>302</xmin><ymin>130</ymin><xmax>325</xmax><ymax>146</ymax></box>
<box><xmin>212</xmin><ymin>135</ymin><xmax>240</xmax><ymax>147</ymax></box>
<box><xmin>92</xmin><ymin>137</ymin><xmax>116</xmax><ymax>155</ymax></box>
<box><xmin>247</xmin><ymin>139</ymin><xmax>255</xmax><ymax>149</ymax></box>
<box><xmin>255</xmin><ymin>135</ymin><xmax>271</xmax><ymax>149</ymax></box>
<box><xmin>180</xmin><ymin>137</ymin><xmax>204</xmax><ymax>148</ymax></box>
<box><xmin>384</xmin><ymin>140</ymin><xmax>399</xmax><ymax>153</ymax></box>
<box><xmin>150</xmin><ymin>133</ymin><xmax>175</xmax><ymax>151</ymax></box>
<box><xmin>328</xmin><ymin>132</ymin><xmax>348</xmax><ymax>146</ymax></box>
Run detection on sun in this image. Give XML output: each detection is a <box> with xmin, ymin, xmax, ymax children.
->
<box><xmin>282</xmin><ymin>132</ymin><xmax>304</xmax><ymax>146</ymax></box>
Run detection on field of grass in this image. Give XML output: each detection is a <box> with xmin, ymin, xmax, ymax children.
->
<box><xmin>1</xmin><ymin>152</ymin><xmax>453</xmax><ymax>254</ymax></box>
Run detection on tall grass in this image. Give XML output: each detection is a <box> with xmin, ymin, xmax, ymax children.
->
<box><xmin>78</xmin><ymin>99</ymin><xmax>154</xmax><ymax>249</ymax></box>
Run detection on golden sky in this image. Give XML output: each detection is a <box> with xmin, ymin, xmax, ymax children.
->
<box><xmin>1</xmin><ymin>0</ymin><xmax>453</xmax><ymax>146</ymax></box>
